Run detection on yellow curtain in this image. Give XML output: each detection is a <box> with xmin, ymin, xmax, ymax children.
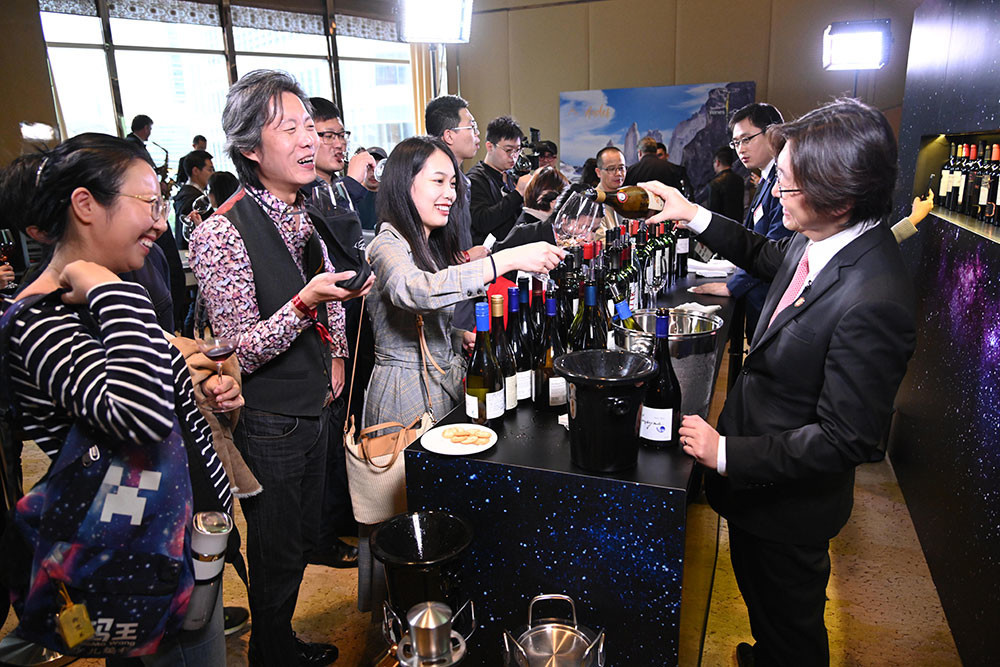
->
<box><xmin>410</xmin><ymin>43</ymin><xmax>435</xmax><ymax>135</ymax></box>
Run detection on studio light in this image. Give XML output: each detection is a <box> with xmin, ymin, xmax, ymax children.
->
<box><xmin>823</xmin><ymin>19</ymin><xmax>891</xmax><ymax>71</ymax></box>
<box><xmin>399</xmin><ymin>0</ymin><xmax>473</xmax><ymax>44</ymax></box>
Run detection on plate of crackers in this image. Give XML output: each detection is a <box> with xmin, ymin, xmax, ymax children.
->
<box><xmin>421</xmin><ymin>424</ymin><xmax>498</xmax><ymax>456</ymax></box>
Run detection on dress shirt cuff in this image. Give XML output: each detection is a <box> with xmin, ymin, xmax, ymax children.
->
<box><xmin>687</xmin><ymin>205</ymin><xmax>713</xmax><ymax>235</ymax></box>
<box><xmin>716</xmin><ymin>435</ymin><xmax>728</xmax><ymax>475</ymax></box>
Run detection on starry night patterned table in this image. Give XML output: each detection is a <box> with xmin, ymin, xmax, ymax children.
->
<box><xmin>405</xmin><ymin>276</ymin><xmax>733</xmax><ymax>666</ymax></box>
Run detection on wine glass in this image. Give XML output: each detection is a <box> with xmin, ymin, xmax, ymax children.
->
<box><xmin>644</xmin><ymin>248</ymin><xmax>669</xmax><ymax>309</ymax></box>
<box><xmin>181</xmin><ymin>194</ymin><xmax>212</xmax><ymax>242</ymax></box>
<box><xmin>551</xmin><ymin>192</ymin><xmax>602</xmax><ymax>248</ymax></box>
<box><xmin>193</xmin><ymin>292</ymin><xmax>241</xmax><ymax>411</ymax></box>
<box><xmin>0</xmin><ymin>229</ymin><xmax>18</xmax><ymax>291</ymax></box>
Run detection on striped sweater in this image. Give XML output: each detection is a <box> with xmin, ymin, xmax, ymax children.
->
<box><xmin>6</xmin><ymin>282</ymin><xmax>232</xmax><ymax>513</ymax></box>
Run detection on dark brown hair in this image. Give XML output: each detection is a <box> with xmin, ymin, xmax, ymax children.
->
<box><xmin>766</xmin><ymin>98</ymin><xmax>897</xmax><ymax>226</ymax></box>
<box><xmin>524</xmin><ymin>166</ymin><xmax>569</xmax><ymax>211</ymax></box>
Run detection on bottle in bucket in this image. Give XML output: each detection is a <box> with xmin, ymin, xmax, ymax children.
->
<box><xmin>639</xmin><ymin>308</ymin><xmax>682</xmax><ymax>448</ymax></box>
<box><xmin>466</xmin><ymin>301</ymin><xmax>504</xmax><ymax>425</ymax></box>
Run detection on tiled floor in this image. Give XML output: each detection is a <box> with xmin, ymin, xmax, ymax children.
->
<box><xmin>1</xmin><ymin>354</ymin><xmax>963</xmax><ymax>665</ymax></box>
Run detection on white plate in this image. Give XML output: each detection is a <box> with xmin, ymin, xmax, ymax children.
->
<box><xmin>420</xmin><ymin>424</ymin><xmax>498</xmax><ymax>456</ymax></box>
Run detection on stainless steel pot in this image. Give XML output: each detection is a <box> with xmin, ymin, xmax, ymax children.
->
<box><xmin>502</xmin><ymin>594</ymin><xmax>605</xmax><ymax>667</ymax></box>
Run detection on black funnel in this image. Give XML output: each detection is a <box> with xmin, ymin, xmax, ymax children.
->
<box><xmin>555</xmin><ymin>350</ymin><xmax>659</xmax><ymax>472</ymax></box>
<box><xmin>371</xmin><ymin>511</ymin><xmax>473</xmax><ymax>621</ymax></box>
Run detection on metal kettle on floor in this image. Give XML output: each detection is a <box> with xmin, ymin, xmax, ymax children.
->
<box><xmin>502</xmin><ymin>594</ymin><xmax>605</xmax><ymax>667</ymax></box>
<box><xmin>380</xmin><ymin>600</ymin><xmax>475</xmax><ymax>667</ymax></box>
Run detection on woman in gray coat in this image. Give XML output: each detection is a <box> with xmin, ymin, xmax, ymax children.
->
<box><xmin>356</xmin><ymin>136</ymin><xmax>563</xmax><ymax>613</ymax></box>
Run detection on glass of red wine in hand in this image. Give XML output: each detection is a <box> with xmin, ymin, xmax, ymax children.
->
<box><xmin>1</xmin><ymin>229</ymin><xmax>18</xmax><ymax>291</ymax></box>
<box><xmin>193</xmin><ymin>293</ymin><xmax>240</xmax><ymax>412</ymax></box>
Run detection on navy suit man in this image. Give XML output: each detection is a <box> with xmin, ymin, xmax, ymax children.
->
<box><xmin>646</xmin><ymin>100</ymin><xmax>916</xmax><ymax>667</ymax></box>
<box><xmin>692</xmin><ymin>104</ymin><xmax>794</xmax><ymax>339</ymax></box>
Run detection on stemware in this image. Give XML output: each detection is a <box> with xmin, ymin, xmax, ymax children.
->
<box><xmin>193</xmin><ymin>292</ymin><xmax>241</xmax><ymax>411</ymax></box>
<box><xmin>181</xmin><ymin>194</ymin><xmax>212</xmax><ymax>242</ymax></box>
<box><xmin>0</xmin><ymin>229</ymin><xmax>18</xmax><ymax>290</ymax></box>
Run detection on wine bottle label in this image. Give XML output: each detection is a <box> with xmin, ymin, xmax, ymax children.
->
<box><xmin>607</xmin><ymin>335</ymin><xmax>617</xmax><ymax>351</ymax></box>
<box><xmin>980</xmin><ymin>177</ymin><xmax>992</xmax><ymax>205</ymax></box>
<box><xmin>465</xmin><ymin>393</ymin><xmax>478</xmax><ymax>419</ymax></box>
<box><xmin>677</xmin><ymin>238</ymin><xmax>690</xmax><ymax>253</ymax></box>
<box><xmin>639</xmin><ymin>406</ymin><xmax>674</xmax><ymax>441</ymax></box>
<box><xmin>939</xmin><ymin>170</ymin><xmax>951</xmax><ymax>197</ymax></box>
<box><xmin>549</xmin><ymin>377</ymin><xmax>567</xmax><ymax>405</ymax></box>
<box><xmin>505</xmin><ymin>375</ymin><xmax>517</xmax><ymax>410</ymax></box>
<box><xmin>517</xmin><ymin>370</ymin><xmax>532</xmax><ymax>400</ymax></box>
<box><xmin>486</xmin><ymin>389</ymin><xmax>505</xmax><ymax>418</ymax></box>
<box><xmin>957</xmin><ymin>178</ymin><xmax>965</xmax><ymax>202</ymax></box>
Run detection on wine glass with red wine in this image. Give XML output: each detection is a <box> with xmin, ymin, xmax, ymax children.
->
<box><xmin>1</xmin><ymin>229</ymin><xmax>18</xmax><ymax>290</ymax></box>
<box><xmin>193</xmin><ymin>292</ymin><xmax>241</xmax><ymax>410</ymax></box>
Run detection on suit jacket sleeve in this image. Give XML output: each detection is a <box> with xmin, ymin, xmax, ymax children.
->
<box><xmin>493</xmin><ymin>219</ymin><xmax>556</xmax><ymax>252</ymax></box>
<box><xmin>697</xmin><ymin>213</ymin><xmax>791</xmax><ymax>283</ymax></box>
<box><xmin>725</xmin><ymin>296</ymin><xmax>916</xmax><ymax>488</ymax></box>
<box><xmin>725</xmin><ymin>194</ymin><xmax>788</xmax><ymax>298</ymax></box>
<box><xmin>468</xmin><ymin>169</ymin><xmax>524</xmax><ymax>241</ymax></box>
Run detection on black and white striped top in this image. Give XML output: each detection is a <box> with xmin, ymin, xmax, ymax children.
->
<box><xmin>7</xmin><ymin>282</ymin><xmax>232</xmax><ymax>513</ymax></box>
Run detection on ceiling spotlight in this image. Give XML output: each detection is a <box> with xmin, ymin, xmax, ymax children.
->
<box><xmin>399</xmin><ymin>0</ymin><xmax>474</xmax><ymax>44</ymax></box>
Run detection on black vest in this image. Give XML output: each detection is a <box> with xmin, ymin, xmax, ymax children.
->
<box><xmin>225</xmin><ymin>189</ymin><xmax>332</xmax><ymax>416</ymax></box>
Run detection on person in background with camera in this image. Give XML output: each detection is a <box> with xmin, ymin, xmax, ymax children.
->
<box><xmin>535</xmin><ymin>139</ymin><xmax>559</xmax><ymax>169</ymax></box>
<box><xmin>361</xmin><ymin>136</ymin><xmax>564</xmax><ymax>611</ymax></box>
<box><xmin>0</xmin><ymin>133</ymin><xmax>235</xmax><ymax>664</ymax></box>
<box><xmin>302</xmin><ymin>95</ymin><xmax>370</xmax><ymax>570</ymax></box>
<box><xmin>189</xmin><ymin>70</ymin><xmax>373</xmax><ymax>667</ymax></box>
<box><xmin>468</xmin><ymin>115</ymin><xmax>532</xmax><ymax>246</ymax></box>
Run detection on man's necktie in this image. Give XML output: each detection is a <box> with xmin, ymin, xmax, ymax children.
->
<box><xmin>768</xmin><ymin>246</ymin><xmax>810</xmax><ymax>328</ymax></box>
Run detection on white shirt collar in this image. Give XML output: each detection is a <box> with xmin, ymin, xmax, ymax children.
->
<box><xmin>760</xmin><ymin>159</ymin><xmax>775</xmax><ymax>181</ymax></box>
<box><xmin>803</xmin><ymin>219</ymin><xmax>879</xmax><ymax>284</ymax></box>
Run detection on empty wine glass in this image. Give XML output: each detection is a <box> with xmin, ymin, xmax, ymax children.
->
<box><xmin>644</xmin><ymin>247</ymin><xmax>669</xmax><ymax>309</ymax></box>
<box><xmin>181</xmin><ymin>194</ymin><xmax>212</xmax><ymax>242</ymax></box>
<box><xmin>552</xmin><ymin>192</ymin><xmax>602</xmax><ymax>247</ymax></box>
<box><xmin>193</xmin><ymin>292</ymin><xmax>241</xmax><ymax>412</ymax></box>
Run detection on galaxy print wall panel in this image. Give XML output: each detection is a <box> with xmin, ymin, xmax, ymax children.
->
<box><xmin>890</xmin><ymin>216</ymin><xmax>1000</xmax><ymax>664</ymax></box>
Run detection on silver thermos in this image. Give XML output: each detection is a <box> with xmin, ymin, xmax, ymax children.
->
<box><xmin>182</xmin><ymin>511</ymin><xmax>232</xmax><ymax>631</ymax></box>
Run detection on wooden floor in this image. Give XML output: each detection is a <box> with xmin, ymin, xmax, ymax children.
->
<box><xmin>1</xmin><ymin>346</ymin><xmax>963</xmax><ymax>665</ymax></box>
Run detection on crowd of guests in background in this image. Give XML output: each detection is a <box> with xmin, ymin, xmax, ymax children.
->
<box><xmin>0</xmin><ymin>65</ymin><xmax>934</xmax><ymax>667</ymax></box>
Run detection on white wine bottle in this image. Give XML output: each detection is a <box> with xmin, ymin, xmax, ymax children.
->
<box><xmin>490</xmin><ymin>294</ymin><xmax>517</xmax><ymax>413</ymax></box>
<box><xmin>466</xmin><ymin>302</ymin><xmax>505</xmax><ymax>425</ymax></box>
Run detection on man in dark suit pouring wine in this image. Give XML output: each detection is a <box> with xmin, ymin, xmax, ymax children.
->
<box><xmin>643</xmin><ymin>98</ymin><xmax>917</xmax><ymax>667</ymax></box>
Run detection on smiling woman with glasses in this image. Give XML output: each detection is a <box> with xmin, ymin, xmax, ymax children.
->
<box><xmin>0</xmin><ymin>132</ymin><xmax>236</xmax><ymax>663</ymax></box>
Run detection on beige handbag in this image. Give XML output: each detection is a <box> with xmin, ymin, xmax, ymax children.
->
<box><xmin>343</xmin><ymin>302</ymin><xmax>444</xmax><ymax>525</ymax></box>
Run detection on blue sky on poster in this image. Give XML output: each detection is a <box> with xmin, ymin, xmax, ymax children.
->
<box><xmin>559</xmin><ymin>82</ymin><xmax>725</xmax><ymax>167</ymax></box>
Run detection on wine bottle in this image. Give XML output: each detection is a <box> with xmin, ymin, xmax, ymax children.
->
<box><xmin>516</xmin><ymin>276</ymin><xmax>536</xmax><ymax>358</ymax></box>
<box><xmin>532</xmin><ymin>297</ymin><xmax>567</xmax><ymax>412</ymax></box>
<box><xmin>569</xmin><ymin>282</ymin><xmax>608</xmax><ymax>351</ymax></box>
<box><xmin>490</xmin><ymin>294</ymin><xmax>517</xmax><ymax>413</ymax></box>
<box><xmin>951</xmin><ymin>143</ymin><xmax>968</xmax><ymax>212</ymax></box>
<box><xmin>976</xmin><ymin>144</ymin><xmax>996</xmax><ymax>222</ymax></box>
<box><xmin>506</xmin><ymin>286</ymin><xmax>534</xmax><ymax>403</ymax></box>
<box><xmin>639</xmin><ymin>309</ymin><xmax>682</xmax><ymax>448</ymax></box>
<box><xmin>584</xmin><ymin>185</ymin><xmax>664</xmax><ymax>217</ymax></box>
<box><xmin>465</xmin><ymin>302</ymin><xmax>504</xmax><ymax>425</ymax></box>
<box><xmin>609</xmin><ymin>282</ymin><xmax>643</xmax><ymax>331</ymax></box>
<box><xmin>938</xmin><ymin>142</ymin><xmax>955</xmax><ymax>207</ymax></box>
<box><xmin>963</xmin><ymin>142</ymin><xmax>982</xmax><ymax>216</ymax></box>
<box><xmin>529</xmin><ymin>278</ymin><xmax>546</xmax><ymax>347</ymax></box>
<box><xmin>985</xmin><ymin>144</ymin><xmax>1000</xmax><ymax>225</ymax></box>
<box><xmin>675</xmin><ymin>227</ymin><xmax>690</xmax><ymax>279</ymax></box>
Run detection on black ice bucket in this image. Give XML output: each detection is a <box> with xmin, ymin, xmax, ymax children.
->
<box><xmin>370</xmin><ymin>511</ymin><xmax>474</xmax><ymax>622</ymax></box>
<box><xmin>554</xmin><ymin>350</ymin><xmax>659</xmax><ymax>473</ymax></box>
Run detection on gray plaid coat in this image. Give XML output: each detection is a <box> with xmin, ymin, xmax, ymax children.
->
<box><xmin>364</xmin><ymin>226</ymin><xmax>489</xmax><ymax>430</ymax></box>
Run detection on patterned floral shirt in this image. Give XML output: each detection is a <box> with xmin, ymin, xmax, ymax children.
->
<box><xmin>188</xmin><ymin>184</ymin><xmax>347</xmax><ymax>374</ymax></box>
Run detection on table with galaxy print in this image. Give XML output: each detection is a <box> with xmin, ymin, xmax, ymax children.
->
<box><xmin>405</xmin><ymin>275</ymin><xmax>734</xmax><ymax>666</ymax></box>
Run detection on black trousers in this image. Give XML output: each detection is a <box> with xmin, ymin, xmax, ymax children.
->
<box><xmin>728</xmin><ymin>523</ymin><xmax>832</xmax><ymax>667</ymax></box>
